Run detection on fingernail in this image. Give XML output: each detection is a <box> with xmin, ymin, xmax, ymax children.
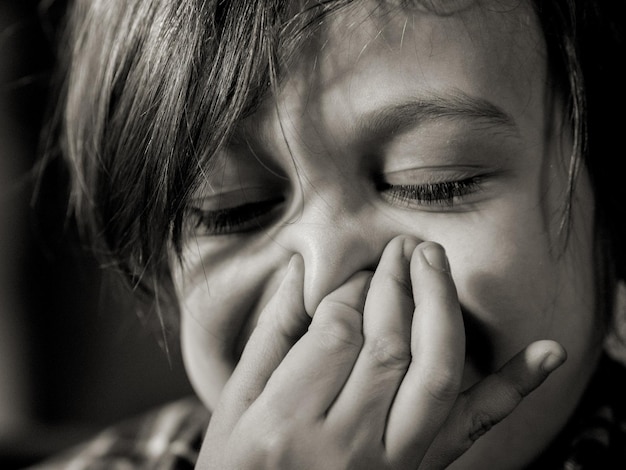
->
<box><xmin>541</xmin><ymin>350</ymin><xmax>567</xmax><ymax>374</ymax></box>
<box><xmin>420</xmin><ymin>243</ymin><xmax>450</xmax><ymax>273</ymax></box>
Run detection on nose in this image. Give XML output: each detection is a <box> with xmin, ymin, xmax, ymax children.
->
<box><xmin>276</xmin><ymin>200</ymin><xmax>408</xmax><ymax>315</ymax></box>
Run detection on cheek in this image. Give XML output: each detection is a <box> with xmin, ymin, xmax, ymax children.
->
<box><xmin>454</xmin><ymin>239</ymin><xmax>557</xmax><ymax>360</ymax></box>
<box><xmin>175</xmin><ymin>240</ymin><xmax>290</xmax><ymax>408</ymax></box>
<box><xmin>444</xmin><ymin>202</ymin><xmax>597</xmax><ymax>377</ymax></box>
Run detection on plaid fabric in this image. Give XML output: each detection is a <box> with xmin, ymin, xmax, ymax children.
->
<box><xmin>28</xmin><ymin>355</ymin><xmax>626</xmax><ymax>469</ymax></box>
<box><xmin>554</xmin><ymin>355</ymin><xmax>626</xmax><ymax>469</ymax></box>
<box><xmin>28</xmin><ymin>397</ymin><xmax>209</xmax><ymax>470</ymax></box>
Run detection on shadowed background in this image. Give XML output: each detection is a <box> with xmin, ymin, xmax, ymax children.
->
<box><xmin>0</xmin><ymin>1</ymin><xmax>193</xmax><ymax>467</ymax></box>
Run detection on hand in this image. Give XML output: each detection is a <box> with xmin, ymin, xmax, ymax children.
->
<box><xmin>196</xmin><ymin>236</ymin><xmax>566</xmax><ymax>469</ymax></box>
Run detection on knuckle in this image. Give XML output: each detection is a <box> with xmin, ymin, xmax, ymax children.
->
<box><xmin>249</xmin><ymin>428</ymin><xmax>293</xmax><ymax>467</ymax></box>
<box><xmin>468</xmin><ymin>411</ymin><xmax>496</xmax><ymax>442</ymax></box>
<box><xmin>364</xmin><ymin>334</ymin><xmax>411</xmax><ymax>370</ymax></box>
<box><xmin>421</xmin><ymin>366</ymin><xmax>462</xmax><ymax>404</ymax></box>
<box><xmin>494</xmin><ymin>369</ymin><xmax>526</xmax><ymax>403</ymax></box>
<box><xmin>312</xmin><ymin>300</ymin><xmax>364</xmax><ymax>350</ymax></box>
<box><xmin>273</xmin><ymin>306</ymin><xmax>310</xmax><ymax>342</ymax></box>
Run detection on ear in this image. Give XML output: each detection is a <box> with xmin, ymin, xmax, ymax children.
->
<box><xmin>605</xmin><ymin>280</ymin><xmax>626</xmax><ymax>364</ymax></box>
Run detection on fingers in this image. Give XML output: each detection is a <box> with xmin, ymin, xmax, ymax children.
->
<box><xmin>327</xmin><ymin>236</ymin><xmax>417</xmax><ymax>436</ymax></box>
<box><xmin>385</xmin><ymin>242</ymin><xmax>466</xmax><ymax>465</ymax></box>
<box><xmin>213</xmin><ymin>254</ymin><xmax>309</xmax><ymax>425</ymax></box>
<box><xmin>203</xmin><ymin>237</ymin><xmax>566</xmax><ymax>470</ymax></box>
<box><xmin>421</xmin><ymin>340</ymin><xmax>567</xmax><ymax>469</ymax></box>
<box><xmin>258</xmin><ymin>271</ymin><xmax>372</xmax><ymax>416</ymax></box>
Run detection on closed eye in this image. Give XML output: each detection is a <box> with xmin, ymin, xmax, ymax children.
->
<box><xmin>188</xmin><ymin>197</ymin><xmax>285</xmax><ymax>236</ymax></box>
<box><xmin>379</xmin><ymin>177</ymin><xmax>482</xmax><ymax>209</ymax></box>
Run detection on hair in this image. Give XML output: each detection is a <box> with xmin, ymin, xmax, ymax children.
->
<box><xmin>47</xmin><ymin>0</ymin><xmax>626</xmax><ymax>335</ymax></box>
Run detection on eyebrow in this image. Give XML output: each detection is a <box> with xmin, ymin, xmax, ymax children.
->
<box><xmin>353</xmin><ymin>91</ymin><xmax>520</xmax><ymax>143</ymax></box>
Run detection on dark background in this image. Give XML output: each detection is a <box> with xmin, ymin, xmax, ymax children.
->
<box><xmin>0</xmin><ymin>1</ymin><xmax>194</xmax><ymax>468</ymax></box>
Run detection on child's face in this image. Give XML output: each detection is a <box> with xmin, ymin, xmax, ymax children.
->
<box><xmin>175</xmin><ymin>1</ymin><xmax>599</xmax><ymax>466</ymax></box>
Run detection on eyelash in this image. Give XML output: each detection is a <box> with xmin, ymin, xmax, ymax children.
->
<box><xmin>379</xmin><ymin>177</ymin><xmax>481</xmax><ymax>208</ymax></box>
<box><xmin>190</xmin><ymin>177</ymin><xmax>482</xmax><ymax>236</ymax></box>
<box><xmin>189</xmin><ymin>198</ymin><xmax>284</xmax><ymax>236</ymax></box>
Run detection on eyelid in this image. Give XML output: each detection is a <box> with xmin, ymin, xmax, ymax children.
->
<box><xmin>383</xmin><ymin>178</ymin><xmax>480</xmax><ymax>198</ymax></box>
<box><xmin>191</xmin><ymin>185</ymin><xmax>281</xmax><ymax>211</ymax></box>
<box><xmin>378</xmin><ymin>162</ymin><xmax>494</xmax><ymax>211</ymax></box>
<box><xmin>381</xmin><ymin>165</ymin><xmax>486</xmax><ymax>185</ymax></box>
<box><xmin>189</xmin><ymin>197</ymin><xmax>286</xmax><ymax>237</ymax></box>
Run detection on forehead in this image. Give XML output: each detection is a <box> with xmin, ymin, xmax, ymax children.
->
<box><xmin>241</xmin><ymin>0</ymin><xmax>547</xmax><ymax>147</ymax></box>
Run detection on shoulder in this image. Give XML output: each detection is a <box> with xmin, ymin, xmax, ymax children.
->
<box><xmin>27</xmin><ymin>396</ymin><xmax>210</xmax><ymax>469</ymax></box>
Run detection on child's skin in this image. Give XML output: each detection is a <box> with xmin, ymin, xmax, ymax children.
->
<box><xmin>173</xmin><ymin>1</ymin><xmax>600</xmax><ymax>468</ymax></box>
